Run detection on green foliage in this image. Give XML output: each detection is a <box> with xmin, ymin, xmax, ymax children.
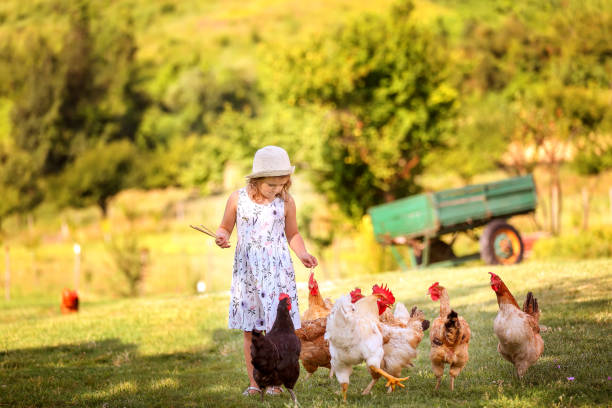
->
<box><xmin>53</xmin><ymin>141</ymin><xmax>141</xmax><ymax>216</ymax></box>
<box><xmin>425</xmin><ymin>94</ymin><xmax>512</xmax><ymax>182</ymax></box>
<box><xmin>572</xmin><ymin>135</ymin><xmax>612</xmax><ymax>176</ymax></box>
<box><xmin>107</xmin><ymin>233</ymin><xmax>148</xmax><ymax>296</ymax></box>
<box><xmin>532</xmin><ymin>228</ymin><xmax>612</xmax><ymax>260</ymax></box>
<box><xmin>0</xmin><ymin>145</ymin><xmax>44</xmax><ymax>226</ymax></box>
<box><xmin>259</xmin><ymin>2</ymin><xmax>458</xmax><ymax>219</ymax></box>
<box><xmin>0</xmin><ymin>0</ymin><xmax>611</xmax><ymax>228</ymax></box>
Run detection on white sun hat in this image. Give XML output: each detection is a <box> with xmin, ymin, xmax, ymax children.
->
<box><xmin>245</xmin><ymin>146</ymin><xmax>295</xmax><ymax>179</ymax></box>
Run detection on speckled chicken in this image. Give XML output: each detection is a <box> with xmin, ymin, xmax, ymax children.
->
<box><xmin>428</xmin><ymin>282</ymin><xmax>470</xmax><ymax>391</ymax></box>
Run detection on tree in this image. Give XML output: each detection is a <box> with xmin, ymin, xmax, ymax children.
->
<box><xmin>54</xmin><ymin>141</ymin><xmax>141</xmax><ymax>217</ymax></box>
<box><xmin>0</xmin><ymin>2</ymin><xmax>147</xmax><ymax>217</ymax></box>
<box><xmin>259</xmin><ymin>1</ymin><xmax>457</xmax><ymax>220</ymax></box>
<box><xmin>0</xmin><ymin>145</ymin><xmax>43</xmax><ymax>229</ymax></box>
<box><xmin>572</xmin><ymin>133</ymin><xmax>612</xmax><ymax>230</ymax></box>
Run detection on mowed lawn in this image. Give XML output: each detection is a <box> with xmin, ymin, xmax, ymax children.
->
<box><xmin>1</xmin><ymin>259</ymin><xmax>611</xmax><ymax>407</ymax></box>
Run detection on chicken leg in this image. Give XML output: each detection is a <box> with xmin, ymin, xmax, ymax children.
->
<box><xmin>368</xmin><ymin>366</ymin><xmax>408</xmax><ymax>391</ymax></box>
<box><xmin>341</xmin><ymin>383</ymin><xmax>349</xmax><ymax>402</ymax></box>
<box><xmin>287</xmin><ymin>388</ymin><xmax>298</xmax><ymax>407</ymax></box>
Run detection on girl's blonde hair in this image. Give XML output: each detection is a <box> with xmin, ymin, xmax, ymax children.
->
<box><xmin>247</xmin><ymin>176</ymin><xmax>292</xmax><ymax>203</ymax></box>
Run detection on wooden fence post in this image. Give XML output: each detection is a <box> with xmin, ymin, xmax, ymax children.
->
<box><xmin>582</xmin><ymin>186</ymin><xmax>589</xmax><ymax>231</ymax></box>
<box><xmin>4</xmin><ymin>245</ymin><xmax>10</xmax><ymax>301</ymax></box>
<box><xmin>73</xmin><ymin>243</ymin><xmax>81</xmax><ymax>291</ymax></box>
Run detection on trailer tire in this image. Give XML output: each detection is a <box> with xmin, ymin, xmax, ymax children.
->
<box><xmin>480</xmin><ymin>220</ymin><xmax>524</xmax><ymax>265</ymax></box>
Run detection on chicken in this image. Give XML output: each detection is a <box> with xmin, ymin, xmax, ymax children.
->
<box><xmin>301</xmin><ymin>270</ymin><xmax>333</xmax><ymax>321</ymax></box>
<box><xmin>295</xmin><ymin>316</ymin><xmax>331</xmax><ymax>379</ymax></box>
<box><xmin>428</xmin><ymin>282</ymin><xmax>471</xmax><ymax>391</ymax></box>
<box><xmin>362</xmin><ymin>303</ymin><xmax>430</xmax><ymax>394</ymax></box>
<box><xmin>325</xmin><ymin>284</ymin><xmax>408</xmax><ymax>402</ymax></box>
<box><xmin>61</xmin><ymin>288</ymin><xmax>79</xmax><ymax>314</ymax></box>
<box><xmin>295</xmin><ymin>286</ymin><xmax>384</xmax><ymax>380</ymax></box>
<box><xmin>251</xmin><ymin>293</ymin><xmax>301</xmax><ymax>405</ymax></box>
<box><xmin>294</xmin><ymin>271</ymin><xmax>334</xmax><ymax>379</ymax></box>
<box><xmin>489</xmin><ymin>272</ymin><xmax>544</xmax><ymax>378</ymax></box>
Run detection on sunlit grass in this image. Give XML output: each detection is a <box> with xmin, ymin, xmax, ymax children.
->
<box><xmin>1</xmin><ymin>259</ymin><xmax>610</xmax><ymax>407</ymax></box>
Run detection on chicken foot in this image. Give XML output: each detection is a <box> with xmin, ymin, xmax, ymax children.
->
<box><xmin>368</xmin><ymin>366</ymin><xmax>408</xmax><ymax>391</ymax></box>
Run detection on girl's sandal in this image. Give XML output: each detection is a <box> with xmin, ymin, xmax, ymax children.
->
<box><xmin>242</xmin><ymin>386</ymin><xmax>261</xmax><ymax>396</ymax></box>
<box><xmin>266</xmin><ymin>386</ymin><xmax>283</xmax><ymax>396</ymax></box>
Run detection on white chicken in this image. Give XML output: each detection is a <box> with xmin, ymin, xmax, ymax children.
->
<box><xmin>325</xmin><ymin>285</ymin><xmax>408</xmax><ymax>402</ymax></box>
<box><xmin>362</xmin><ymin>303</ymin><xmax>430</xmax><ymax>394</ymax></box>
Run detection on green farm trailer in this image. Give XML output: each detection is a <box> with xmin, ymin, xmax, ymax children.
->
<box><xmin>368</xmin><ymin>175</ymin><xmax>537</xmax><ymax>269</ymax></box>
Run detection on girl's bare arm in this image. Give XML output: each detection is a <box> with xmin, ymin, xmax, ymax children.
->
<box><xmin>285</xmin><ymin>195</ymin><xmax>318</xmax><ymax>268</ymax></box>
<box><xmin>215</xmin><ymin>191</ymin><xmax>239</xmax><ymax>248</ymax></box>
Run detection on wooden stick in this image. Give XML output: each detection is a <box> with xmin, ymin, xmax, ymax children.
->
<box><xmin>199</xmin><ymin>224</ymin><xmax>218</xmax><ymax>237</ymax></box>
<box><xmin>189</xmin><ymin>224</ymin><xmax>217</xmax><ymax>239</ymax></box>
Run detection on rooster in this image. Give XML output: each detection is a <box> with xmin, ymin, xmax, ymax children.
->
<box><xmin>428</xmin><ymin>282</ymin><xmax>470</xmax><ymax>391</ymax></box>
<box><xmin>61</xmin><ymin>288</ymin><xmax>79</xmax><ymax>314</ymax></box>
<box><xmin>302</xmin><ymin>270</ymin><xmax>333</xmax><ymax>321</ymax></box>
<box><xmin>489</xmin><ymin>272</ymin><xmax>544</xmax><ymax>378</ymax></box>
<box><xmin>325</xmin><ymin>284</ymin><xmax>408</xmax><ymax>402</ymax></box>
<box><xmin>362</xmin><ymin>303</ymin><xmax>430</xmax><ymax>394</ymax></box>
<box><xmin>251</xmin><ymin>293</ymin><xmax>301</xmax><ymax>405</ymax></box>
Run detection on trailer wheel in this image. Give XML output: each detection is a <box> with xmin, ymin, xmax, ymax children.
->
<box><xmin>479</xmin><ymin>220</ymin><xmax>524</xmax><ymax>265</ymax></box>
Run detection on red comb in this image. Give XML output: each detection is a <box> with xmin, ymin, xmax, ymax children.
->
<box><xmin>489</xmin><ymin>272</ymin><xmax>499</xmax><ymax>279</ymax></box>
<box><xmin>372</xmin><ymin>284</ymin><xmax>395</xmax><ymax>305</ymax></box>
<box><xmin>308</xmin><ymin>271</ymin><xmax>319</xmax><ymax>295</ymax></box>
<box><xmin>350</xmin><ymin>287</ymin><xmax>364</xmax><ymax>303</ymax></box>
<box><xmin>279</xmin><ymin>293</ymin><xmax>291</xmax><ymax>311</ymax></box>
<box><xmin>428</xmin><ymin>282</ymin><xmax>441</xmax><ymax>301</ymax></box>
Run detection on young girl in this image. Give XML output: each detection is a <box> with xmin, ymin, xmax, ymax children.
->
<box><xmin>215</xmin><ymin>145</ymin><xmax>318</xmax><ymax>396</ymax></box>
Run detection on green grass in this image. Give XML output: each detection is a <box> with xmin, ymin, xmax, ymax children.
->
<box><xmin>1</xmin><ymin>259</ymin><xmax>611</xmax><ymax>407</ymax></box>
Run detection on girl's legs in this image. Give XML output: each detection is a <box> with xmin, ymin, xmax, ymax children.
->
<box><xmin>243</xmin><ymin>331</ymin><xmax>259</xmax><ymax>393</ymax></box>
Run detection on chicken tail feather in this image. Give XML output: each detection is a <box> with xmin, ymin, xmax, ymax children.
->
<box><xmin>422</xmin><ymin>319</ymin><xmax>431</xmax><ymax>331</ymax></box>
<box><xmin>444</xmin><ymin>310</ymin><xmax>460</xmax><ymax>345</ymax></box>
<box><xmin>523</xmin><ymin>292</ymin><xmax>540</xmax><ymax>323</ymax></box>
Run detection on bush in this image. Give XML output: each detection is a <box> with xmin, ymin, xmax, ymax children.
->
<box><xmin>107</xmin><ymin>234</ymin><xmax>149</xmax><ymax>296</ymax></box>
<box><xmin>532</xmin><ymin>228</ymin><xmax>612</xmax><ymax>260</ymax></box>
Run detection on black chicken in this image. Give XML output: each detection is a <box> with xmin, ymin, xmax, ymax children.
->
<box><xmin>250</xmin><ymin>293</ymin><xmax>301</xmax><ymax>405</ymax></box>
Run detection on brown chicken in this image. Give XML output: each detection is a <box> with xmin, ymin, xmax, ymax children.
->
<box><xmin>489</xmin><ymin>272</ymin><xmax>544</xmax><ymax>378</ymax></box>
<box><xmin>301</xmin><ymin>270</ymin><xmax>333</xmax><ymax>321</ymax></box>
<box><xmin>251</xmin><ymin>293</ymin><xmax>301</xmax><ymax>405</ymax></box>
<box><xmin>362</xmin><ymin>303</ymin><xmax>430</xmax><ymax>394</ymax></box>
<box><xmin>294</xmin><ymin>271</ymin><xmax>334</xmax><ymax>379</ymax></box>
<box><xmin>428</xmin><ymin>282</ymin><xmax>470</xmax><ymax>391</ymax></box>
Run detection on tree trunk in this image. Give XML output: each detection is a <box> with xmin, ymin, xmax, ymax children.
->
<box><xmin>98</xmin><ymin>198</ymin><xmax>108</xmax><ymax>218</ymax></box>
<box><xmin>609</xmin><ymin>187</ymin><xmax>612</xmax><ymax>224</ymax></box>
<box><xmin>550</xmin><ymin>166</ymin><xmax>562</xmax><ymax>236</ymax></box>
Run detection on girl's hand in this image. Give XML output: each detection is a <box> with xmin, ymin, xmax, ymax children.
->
<box><xmin>215</xmin><ymin>230</ymin><xmax>231</xmax><ymax>248</ymax></box>
<box><xmin>299</xmin><ymin>252</ymin><xmax>318</xmax><ymax>268</ymax></box>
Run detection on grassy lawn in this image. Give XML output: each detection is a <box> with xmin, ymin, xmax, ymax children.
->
<box><xmin>1</xmin><ymin>258</ymin><xmax>611</xmax><ymax>407</ymax></box>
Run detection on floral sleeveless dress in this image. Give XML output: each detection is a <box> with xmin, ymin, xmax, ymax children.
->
<box><xmin>228</xmin><ymin>187</ymin><xmax>301</xmax><ymax>332</ymax></box>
